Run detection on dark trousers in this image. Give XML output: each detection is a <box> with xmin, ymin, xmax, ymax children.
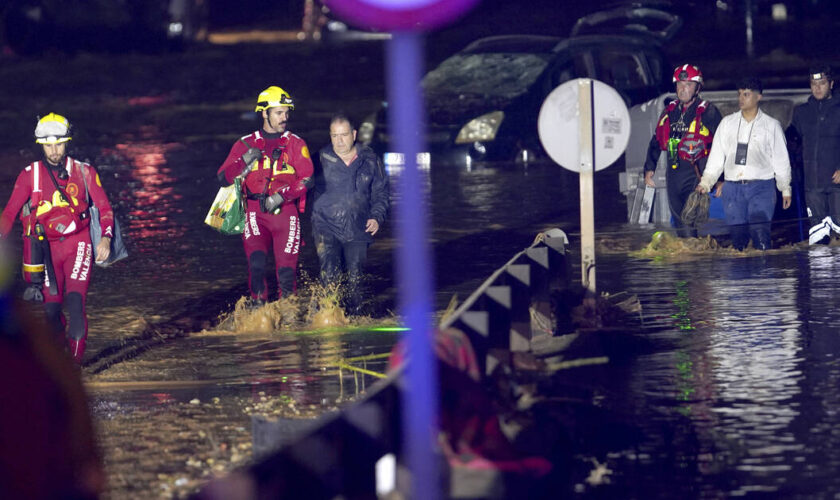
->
<box><xmin>314</xmin><ymin>231</ymin><xmax>369</xmax><ymax>312</ymax></box>
<box><xmin>722</xmin><ymin>179</ymin><xmax>777</xmax><ymax>250</ymax></box>
<box><xmin>805</xmin><ymin>186</ymin><xmax>840</xmax><ymax>243</ymax></box>
<box><xmin>667</xmin><ymin>168</ymin><xmax>700</xmax><ymax>237</ymax></box>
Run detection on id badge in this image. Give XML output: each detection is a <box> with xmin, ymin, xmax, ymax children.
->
<box><xmin>735</xmin><ymin>142</ymin><xmax>749</xmax><ymax>165</ymax></box>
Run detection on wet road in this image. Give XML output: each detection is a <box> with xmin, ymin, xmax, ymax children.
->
<box><xmin>2</xmin><ymin>41</ymin><xmax>840</xmax><ymax>497</ymax></box>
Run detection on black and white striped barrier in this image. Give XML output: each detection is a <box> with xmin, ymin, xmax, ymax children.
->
<box><xmin>439</xmin><ymin>228</ymin><xmax>570</xmax><ymax>376</ymax></box>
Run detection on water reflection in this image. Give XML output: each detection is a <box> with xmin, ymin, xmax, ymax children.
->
<box><xmin>87</xmin><ymin>328</ymin><xmax>395</xmax><ymax>412</ymax></box>
<box><xmin>605</xmin><ymin>252</ymin><xmax>840</xmax><ymax>496</ymax></box>
<box><xmin>111</xmin><ymin>139</ymin><xmax>182</xmax><ymax>243</ymax></box>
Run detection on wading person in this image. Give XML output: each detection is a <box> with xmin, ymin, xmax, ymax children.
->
<box><xmin>644</xmin><ymin>64</ymin><xmax>723</xmax><ymax>236</ymax></box>
<box><xmin>217</xmin><ymin>86</ymin><xmax>314</xmax><ymax>305</ymax></box>
<box><xmin>311</xmin><ymin>114</ymin><xmax>389</xmax><ymax>315</ymax></box>
<box><xmin>788</xmin><ymin>65</ymin><xmax>840</xmax><ymax>244</ymax></box>
<box><xmin>0</xmin><ymin>113</ymin><xmax>115</xmax><ymax>363</ymax></box>
<box><xmin>697</xmin><ymin>77</ymin><xmax>792</xmax><ymax>250</ymax></box>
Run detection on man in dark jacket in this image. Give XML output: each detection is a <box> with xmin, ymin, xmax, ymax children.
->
<box><xmin>312</xmin><ymin>114</ymin><xmax>390</xmax><ymax>314</ymax></box>
<box><xmin>789</xmin><ymin>65</ymin><xmax>840</xmax><ymax>244</ymax></box>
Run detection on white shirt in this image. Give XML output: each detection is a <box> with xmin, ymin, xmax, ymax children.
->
<box><xmin>699</xmin><ymin>108</ymin><xmax>792</xmax><ymax>197</ymax></box>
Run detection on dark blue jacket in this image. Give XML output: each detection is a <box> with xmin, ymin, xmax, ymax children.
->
<box><xmin>311</xmin><ymin>145</ymin><xmax>390</xmax><ymax>243</ymax></box>
<box><xmin>790</xmin><ymin>94</ymin><xmax>840</xmax><ymax>189</ymax></box>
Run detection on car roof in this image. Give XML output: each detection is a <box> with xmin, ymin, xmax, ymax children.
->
<box><xmin>461</xmin><ymin>35</ymin><xmax>564</xmax><ymax>55</ymax></box>
<box><xmin>551</xmin><ymin>33</ymin><xmax>663</xmax><ymax>53</ymax></box>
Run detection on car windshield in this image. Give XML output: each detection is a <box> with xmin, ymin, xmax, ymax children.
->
<box><xmin>422</xmin><ymin>53</ymin><xmax>552</xmax><ymax>100</ymax></box>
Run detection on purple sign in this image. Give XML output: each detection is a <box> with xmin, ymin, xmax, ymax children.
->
<box><xmin>325</xmin><ymin>0</ymin><xmax>479</xmax><ymax>31</ymax></box>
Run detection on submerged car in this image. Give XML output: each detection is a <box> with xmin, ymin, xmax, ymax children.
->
<box><xmin>365</xmin><ymin>32</ymin><xmax>671</xmax><ymax>166</ymax></box>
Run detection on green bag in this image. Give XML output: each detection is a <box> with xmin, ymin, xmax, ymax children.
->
<box><xmin>205</xmin><ymin>176</ymin><xmax>246</xmax><ymax>235</ymax></box>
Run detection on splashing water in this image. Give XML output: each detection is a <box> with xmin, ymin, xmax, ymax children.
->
<box><xmin>229</xmin><ymin>296</ymin><xmax>302</xmax><ymax>333</ymax></box>
<box><xmin>307</xmin><ymin>282</ymin><xmax>349</xmax><ymax>329</ymax></box>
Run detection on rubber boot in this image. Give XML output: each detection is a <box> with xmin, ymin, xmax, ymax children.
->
<box><xmin>277</xmin><ymin>267</ymin><xmax>295</xmax><ymax>299</ymax></box>
<box><xmin>44</xmin><ymin>302</ymin><xmax>66</xmax><ymax>348</ymax></box>
<box><xmin>67</xmin><ymin>335</ymin><xmax>87</xmax><ymax>365</ymax></box>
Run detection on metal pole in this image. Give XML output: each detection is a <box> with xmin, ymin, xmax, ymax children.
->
<box><xmin>386</xmin><ymin>32</ymin><xmax>440</xmax><ymax>500</ymax></box>
<box><xmin>578</xmin><ymin>79</ymin><xmax>596</xmax><ymax>295</ymax></box>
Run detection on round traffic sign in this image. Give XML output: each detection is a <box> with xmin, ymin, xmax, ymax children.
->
<box><xmin>537</xmin><ymin>79</ymin><xmax>630</xmax><ymax>172</ymax></box>
<box><xmin>324</xmin><ymin>0</ymin><xmax>479</xmax><ymax>31</ymax></box>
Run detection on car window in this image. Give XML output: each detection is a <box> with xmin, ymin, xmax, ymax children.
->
<box><xmin>421</xmin><ymin>53</ymin><xmax>553</xmax><ymax>99</ymax></box>
<box><xmin>595</xmin><ymin>49</ymin><xmax>649</xmax><ymax>90</ymax></box>
<box><xmin>547</xmin><ymin>54</ymin><xmax>590</xmax><ymax>89</ymax></box>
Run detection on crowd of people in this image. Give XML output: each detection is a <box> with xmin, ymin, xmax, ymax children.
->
<box><xmin>2</xmin><ymin>66</ymin><xmax>837</xmax><ymax>366</ymax></box>
<box><xmin>647</xmin><ymin>62</ymin><xmax>840</xmax><ymax>249</ymax></box>
<box><xmin>0</xmin><ymin>84</ymin><xmax>390</xmax><ymax>367</ymax></box>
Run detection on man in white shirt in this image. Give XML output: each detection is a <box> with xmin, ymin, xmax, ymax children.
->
<box><xmin>697</xmin><ymin>77</ymin><xmax>792</xmax><ymax>250</ymax></box>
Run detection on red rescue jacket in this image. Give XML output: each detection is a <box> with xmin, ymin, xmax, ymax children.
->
<box><xmin>0</xmin><ymin>158</ymin><xmax>114</xmax><ymax>241</ymax></box>
<box><xmin>654</xmin><ymin>99</ymin><xmax>714</xmax><ymax>163</ymax></box>
<box><xmin>216</xmin><ymin>130</ymin><xmax>314</xmax><ymax>213</ymax></box>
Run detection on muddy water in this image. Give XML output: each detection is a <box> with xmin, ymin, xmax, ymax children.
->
<box><xmin>2</xmin><ymin>42</ymin><xmax>839</xmax><ymax>498</ymax></box>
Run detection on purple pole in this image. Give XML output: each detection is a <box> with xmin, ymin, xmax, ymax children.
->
<box><xmin>386</xmin><ymin>32</ymin><xmax>440</xmax><ymax>499</ymax></box>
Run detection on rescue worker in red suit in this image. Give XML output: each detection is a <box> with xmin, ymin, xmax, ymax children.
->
<box><xmin>0</xmin><ymin>113</ymin><xmax>115</xmax><ymax>364</ymax></box>
<box><xmin>644</xmin><ymin>64</ymin><xmax>723</xmax><ymax>237</ymax></box>
<box><xmin>216</xmin><ymin>86</ymin><xmax>314</xmax><ymax>305</ymax></box>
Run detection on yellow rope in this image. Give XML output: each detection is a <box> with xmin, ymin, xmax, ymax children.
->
<box><xmin>335</xmin><ymin>362</ymin><xmax>387</xmax><ymax>379</ymax></box>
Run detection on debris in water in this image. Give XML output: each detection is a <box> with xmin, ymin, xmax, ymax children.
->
<box><xmin>632</xmin><ymin>231</ymin><xmax>721</xmax><ymax>259</ymax></box>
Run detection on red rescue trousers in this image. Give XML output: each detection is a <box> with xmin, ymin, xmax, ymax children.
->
<box><xmin>242</xmin><ymin>199</ymin><xmax>301</xmax><ymax>301</ymax></box>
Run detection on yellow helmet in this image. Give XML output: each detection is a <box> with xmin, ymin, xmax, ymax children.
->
<box><xmin>35</xmin><ymin>113</ymin><xmax>72</xmax><ymax>144</ymax></box>
<box><xmin>255</xmin><ymin>86</ymin><xmax>295</xmax><ymax>112</ymax></box>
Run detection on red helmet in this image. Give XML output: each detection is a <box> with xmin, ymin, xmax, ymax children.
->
<box><xmin>673</xmin><ymin>64</ymin><xmax>703</xmax><ymax>85</ymax></box>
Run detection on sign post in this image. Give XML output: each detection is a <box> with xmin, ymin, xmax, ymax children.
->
<box><xmin>537</xmin><ymin>78</ymin><xmax>630</xmax><ymax>296</ymax></box>
<box><xmin>577</xmin><ymin>80</ymin><xmax>597</xmax><ymax>293</ymax></box>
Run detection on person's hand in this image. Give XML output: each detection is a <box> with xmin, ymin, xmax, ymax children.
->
<box><xmin>782</xmin><ymin>195</ymin><xmax>792</xmax><ymax>209</ymax></box>
<box><xmin>365</xmin><ymin>219</ymin><xmax>379</xmax><ymax>236</ymax></box>
<box><xmin>714</xmin><ymin>181</ymin><xmax>724</xmax><ymax>198</ymax></box>
<box><xmin>833</xmin><ymin>170</ymin><xmax>840</xmax><ymax>184</ymax></box>
<box><xmin>262</xmin><ymin>193</ymin><xmax>284</xmax><ymax>213</ymax></box>
<box><xmin>695</xmin><ymin>184</ymin><xmax>708</xmax><ymax>194</ymax></box>
<box><xmin>644</xmin><ymin>170</ymin><xmax>656</xmax><ymax>187</ymax></box>
<box><xmin>96</xmin><ymin>236</ymin><xmax>111</xmax><ymax>263</ymax></box>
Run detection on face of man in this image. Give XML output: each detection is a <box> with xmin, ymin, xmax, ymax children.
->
<box><xmin>329</xmin><ymin>120</ymin><xmax>357</xmax><ymax>156</ymax></box>
<box><xmin>676</xmin><ymin>80</ymin><xmax>698</xmax><ymax>105</ymax></box>
<box><xmin>810</xmin><ymin>76</ymin><xmax>833</xmax><ymax>100</ymax></box>
<box><xmin>738</xmin><ymin>88</ymin><xmax>762</xmax><ymax>113</ymax></box>
<box><xmin>42</xmin><ymin>142</ymin><xmax>67</xmax><ymax>166</ymax></box>
<box><xmin>262</xmin><ymin>106</ymin><xmax>291</xmax><ymax>134</ymax></box>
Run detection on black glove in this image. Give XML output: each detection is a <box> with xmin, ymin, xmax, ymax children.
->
<box><xmin>22</xmin><ymin>283</ymin><xmax>44</xmax><ymax>302</ymax></box>
<box><xmin>261</xmin><ymin>193</ymin><xmax>285</xmax><ymax>213</ymax></box>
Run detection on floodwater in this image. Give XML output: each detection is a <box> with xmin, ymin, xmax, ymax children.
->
<box><xmin>563</xmin><ymin>248</ymin><xmax>840</xmax><ymax>498</ymax></box>
<box><xmin>1</xmin><ymin>41</ymin><xmax>839</xmax><ymax>498</ymax></box>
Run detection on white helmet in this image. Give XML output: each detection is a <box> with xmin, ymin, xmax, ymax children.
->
<box><xmin>35</xmin><ymin>113</ymin><xmax>72</xmax><ymax>144</ymax></box>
